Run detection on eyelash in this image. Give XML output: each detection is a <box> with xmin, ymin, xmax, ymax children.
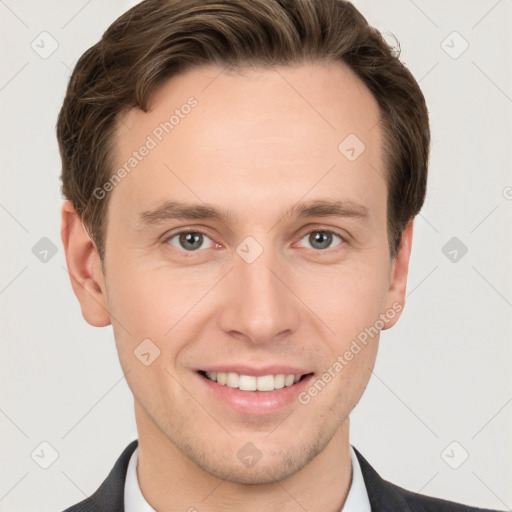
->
<box><xmin>163</xmin><ymin>227</ymin><xmax>346</xmax><ymax>255</ymax></box>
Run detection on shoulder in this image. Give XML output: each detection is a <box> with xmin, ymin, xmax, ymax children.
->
<box><xmin>352</xmin><ymin>445</ymin><xmax>500</xmax><ymax>512</ymax></box>
<box><xmin>385</xmin><ymin>478</ymin><xmax>498</xmax><ymax>512</ymax></box>
<box><xmin>61</xmin><ymin>439</ymin><xmax>138</xmax><ymax>512</ymax></box>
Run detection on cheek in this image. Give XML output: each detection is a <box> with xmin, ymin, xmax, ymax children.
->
<box><xmin>293</xmin><ymin>253</ymin><xmax>391</xmax><ymax>344</ymax></box>
<box><xmin>104</xmin><ymin>266</ymin><xmax>200</xmax><ymax>405</ymax></box>
<box><xmin>106</xmin><ymin>261</ymin><xmax>202</xmax><ymax>333</ymax></box>
<box><xmin>104</xmin><ymin>261</ymin><xmax>219</xmax><ymax>369</ymax></box>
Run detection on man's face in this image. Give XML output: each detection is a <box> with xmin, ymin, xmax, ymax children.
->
<box><xmin>83</xmin><ymin>62</ymin><xmax>410</xmax><ymax>483</ymax></box>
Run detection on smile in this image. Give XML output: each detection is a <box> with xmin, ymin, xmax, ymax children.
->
<box><xmin>201</xmin><ymin>371</ymin><xmax>309</xmax><ymax>392</ymax></box>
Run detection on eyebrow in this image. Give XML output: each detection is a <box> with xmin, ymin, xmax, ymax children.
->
<box><xmin>136</xmin><ymin>198</ymin><xmax>370</xmax><ymax>227</ymax></box>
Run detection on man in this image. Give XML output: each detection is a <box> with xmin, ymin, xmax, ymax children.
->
<box><xmin>57</xmin><ymin>0</ymin><xmax>499</xmax><ymax>510</ymax></box>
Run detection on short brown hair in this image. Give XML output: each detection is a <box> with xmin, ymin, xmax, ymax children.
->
<box><xmin>57</xmin><ymin>0</ymin><xmax>430</xmax><ymax>261</ymax></box>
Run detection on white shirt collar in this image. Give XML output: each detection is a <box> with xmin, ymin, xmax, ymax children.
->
<box><xmin>124</xmin><ymin>444</ymin><xmax>371</xmax><ymax>512</ymax></box>
<box><xmin>345</xmin><ymin>444</ymin><xmax>372</xmax><ymax>512</ymax></box>
<box><xmin>124</xmin><ymin>445</ymin><xmax>156</xmax><ymax>512</ymax></box>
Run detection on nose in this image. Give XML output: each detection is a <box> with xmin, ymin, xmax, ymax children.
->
<box><xmin>217</xmin><ymin>243</ymin><xmax>300</xmax><ymax>345</ymax></box>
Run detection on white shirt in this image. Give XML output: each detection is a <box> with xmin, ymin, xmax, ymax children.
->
<box><xmin>124</xmin><ymin>444</ymin><xmax>371</xmax><ymax>512</ymax></box>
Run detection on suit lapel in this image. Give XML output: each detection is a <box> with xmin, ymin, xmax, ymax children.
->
<box><xmin>79</xmin><ymin>439</ymin><xmax>138</xmax><ymax>512</ymax></box>
<box><xmin>352</xmin><ymin>445</ymin><xmax>411</xmax><ymax>512</ymax></box>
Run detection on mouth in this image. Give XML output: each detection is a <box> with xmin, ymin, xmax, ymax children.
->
<box><xmin>198</xmin><ymin>370</ymin><xmax>314</xmax><ymax>392</ymax></box>
<box><xmin>195</xmin><ymin>365</ymin><xmax>315</xmax><ymax>414</ymax></box>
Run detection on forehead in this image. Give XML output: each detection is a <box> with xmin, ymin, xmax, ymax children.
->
<box><xmin>109</xmin><ymin>61</ymin><xmax>385</xmax><ymax>226</ymax></box>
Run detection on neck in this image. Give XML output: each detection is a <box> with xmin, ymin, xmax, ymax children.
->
<box><xmin>134</xmin><ymin>399</ymin><xmax>352</xmax><ymax>512</ymax></box>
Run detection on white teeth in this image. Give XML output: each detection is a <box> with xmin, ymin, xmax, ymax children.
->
<box><xmin>239</xmin><ymin>375</ymin><xmax>257</xmax><ymax>391</ymax></box>
<box><xmin>226</xmin><ymin>372</ymin><xmax>239</xmax><ymax>388</ymax></box>
<box><xmin>204</xmin><ymin>371</ymin><xmax>305</xmax><ymax>391</ymax></box>
<box><xmin>273</xmin><ymin>374</ymin><xmax>285</xmax><ymax>389</ymax></box>
<box><xmin>256</xmin><ymin>375</ymin><xmax>274</xmax><ymax>391</ymax></box>
<box><xmin>284</xmin><ymin>374</ymin><xmax>295</xmax><ymax>386</ymax></box>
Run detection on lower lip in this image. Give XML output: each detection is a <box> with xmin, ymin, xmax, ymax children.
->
<box><xmin>199</xmin><ymin>373</ymin><xmax>315</xmax><ymax>415</ymax></box>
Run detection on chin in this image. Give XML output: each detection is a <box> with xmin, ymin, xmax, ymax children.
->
<box><xmin>184</xmin><ymin>436</ymin><xmax>327</xmax><ymax>485</ymax></box>
<box><xmin>199</xmin><ymin>457</ymin><xmax>302</xmax><ymax>485</ymax></box>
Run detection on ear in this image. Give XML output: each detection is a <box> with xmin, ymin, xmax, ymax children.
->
<box><xmin>60</xmin><ymin>200</ymin><xmax>111</xmax><ymax>327</ymax></box>
<box><xmin>381</xmin><ymin>219</ymin><xmax>414</xmax><ymax>330</ymax></box>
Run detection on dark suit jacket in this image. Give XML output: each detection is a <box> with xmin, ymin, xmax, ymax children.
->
<box><xmin>62</xmin><ymin>440</ymin><xmax>500</xmax><ymax>511</ymax></box>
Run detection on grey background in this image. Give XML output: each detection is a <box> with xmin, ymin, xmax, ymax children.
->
<box><xmin>1</xmin><ymin>0</ymin><xmax>511</xmax><ymax>510</ymax></box>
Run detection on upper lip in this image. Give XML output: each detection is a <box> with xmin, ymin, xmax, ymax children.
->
<box><xmin>198</xmin><ymin>365</ymin><xmax>313</xmax><ymax>377</ymax></box>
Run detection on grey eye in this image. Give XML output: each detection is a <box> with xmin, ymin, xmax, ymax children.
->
<box><xmin>300</xmin><ymin>230</ymin><xmax>342</xmax><ymax>250</ymax></box>
<box><xmin>167</xmin><ymin>231</ymin><xmax>214</xmax><ymax>251</ymax></box>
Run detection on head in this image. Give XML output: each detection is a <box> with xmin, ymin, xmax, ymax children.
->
<box><xmin>58</xmin><ymin>0</ymin><xmax>429</xmax><ymax>485</ymax></box>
